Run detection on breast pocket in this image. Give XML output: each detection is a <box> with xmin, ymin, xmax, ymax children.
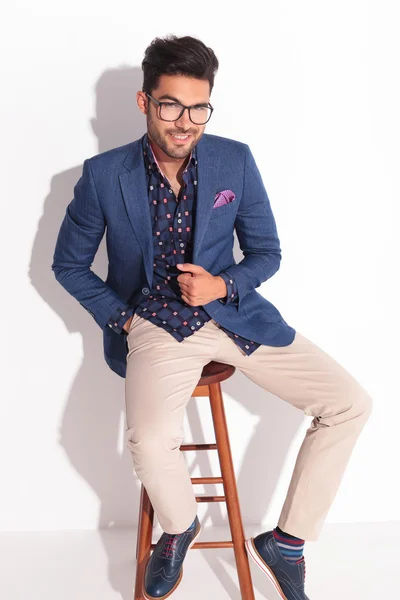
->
<box><xmin>209</xmin><ymin>198</ymin><xmax>239</xmax><ymax>220</ymax></box>
<box><xmin>202</xmin><ymin>203</ymin><xmax>236</xmax><ymax>258</ymax></box>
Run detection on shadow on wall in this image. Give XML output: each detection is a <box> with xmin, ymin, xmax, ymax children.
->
<box><xmin>29</xmin><ymin>65</ymin><xmax>305</xmax><ymax>600</ymax></box>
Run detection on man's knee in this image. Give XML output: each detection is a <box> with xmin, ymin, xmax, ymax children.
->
<box><xmin>126</xmin><ymin>427</ymin><xmax>183</xmax><ymax>461</ymax></box>
<box><xmin>317</xmin><ymin>387</ymin><xmax>373</xmax><ymax>428</ymax></box>
<box><xmin>353</xmin><ymin>388</ymin><xmax>373</xmax><ymax>422</ymax></box>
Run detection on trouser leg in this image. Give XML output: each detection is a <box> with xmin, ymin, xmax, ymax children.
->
<box><xmin>214</xmin><ymin>326</ymin><xmax>373</xmax><ymax>541</ymax></box>
<box><xmin>124</xmin><ymin>314</ymin><xmax>220</xmax><ymax>533</ymax></box>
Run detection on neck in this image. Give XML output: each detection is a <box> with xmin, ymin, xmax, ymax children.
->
<box><xmin>147</xmin><ymin>134</ymin><xmax>190</xmax><ymax>181</ymax></box>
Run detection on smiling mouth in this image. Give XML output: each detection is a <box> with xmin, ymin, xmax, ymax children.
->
<box><xmin>169</xmin><ymin>133</ymin><xmax>192</xmax><ymax>141</ymax></box>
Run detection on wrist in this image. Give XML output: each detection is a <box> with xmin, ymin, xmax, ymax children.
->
<box><xmin>122</xmin><ymin>315</ymin><xmax>133</xmax><ymax>332</ymax></box>
<box><xmin>214</xmin><ymin>275</ymin><xmax>227</xmax><ymax>300</ymax></box>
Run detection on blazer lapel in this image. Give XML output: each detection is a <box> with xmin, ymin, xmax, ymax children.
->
<box><xmin>119</xmin><ymin>134</ymin><xmax>221</xmax><ymax>285</ymax></box>
<box><xmin>192</xmin><ymin>136</ymin><xmax>220</xmax><ymax>265</ymax></box>
<box><xmin>119</xmin><ymin>137</ymin><xmax>153</xmax><ymax>284</ymax></box>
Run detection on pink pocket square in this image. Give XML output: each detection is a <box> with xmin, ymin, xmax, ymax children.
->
<box><xmin>213</xmin><ymin>189</ymin><xmax>236</xmax><ymax>208</ymax></box>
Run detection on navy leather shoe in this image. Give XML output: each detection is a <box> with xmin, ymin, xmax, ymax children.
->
<box><xmin>143</xmin><ymin>515</ymin><xmax>201</xmax><ymax>600</ymax></box>
<box><xmin>245</xmin><ymin>530</ymin><xmax>310</xmax><ymax>600</ymax></box>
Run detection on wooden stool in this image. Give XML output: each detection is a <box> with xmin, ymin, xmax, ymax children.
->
<box><xmin>134</xmin><ymin>360</ymin><xmax>255</xmax><ymax>600</ymax></box>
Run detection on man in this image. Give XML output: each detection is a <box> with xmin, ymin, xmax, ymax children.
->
<box><xmin>52</xmin><ymin>34</ymin><xmax>373</xmax><ymax>600</ymax></box>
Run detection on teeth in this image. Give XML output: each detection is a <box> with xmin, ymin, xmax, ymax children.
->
<box><xmin>172</xmin><ymin>135</ymin><xmax>189</xmax><ymax>139</ymax></box>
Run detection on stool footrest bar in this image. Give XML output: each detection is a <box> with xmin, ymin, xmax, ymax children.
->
<box><xmin>191</xmin><ymin>476</ymin><xmax>224</xmax><ymax>484</ymax></box>
<box><xmin>195</xmin><ymin>495</ymin><xmax>226</xmax><ymax>502</ymax></box>
<box><xmin>150</xmin><ymin>541</ymin><xmax>234</xmax><ymax>550</ymax></box>
<box><xmin>180</xmin><ymin>443</ymin><xmax>217</xmax><ymax>451</ymax></box>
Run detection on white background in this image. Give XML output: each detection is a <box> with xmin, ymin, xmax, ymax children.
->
<box><xmin>1</xmin><ymin>1</ymin><xmax>399</xmax><ymax>532</ymax></box>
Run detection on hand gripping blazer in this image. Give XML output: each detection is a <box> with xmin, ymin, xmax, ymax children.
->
<box><xmin>52</xmin><ymin>133</ymin><xmax>296</xmax><ymax>378</ymax></box>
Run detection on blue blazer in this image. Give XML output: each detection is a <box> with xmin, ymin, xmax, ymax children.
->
<box><xmin>52</xmin><ymin>133</ymin><xmax>296</xmax><ymax>378</ymax></box>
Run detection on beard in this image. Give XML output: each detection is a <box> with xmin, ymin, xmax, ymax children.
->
<box><xmin>146</xmin><ymin>114</ymin><xmax>203</xmax><ymax>159</ymax></box>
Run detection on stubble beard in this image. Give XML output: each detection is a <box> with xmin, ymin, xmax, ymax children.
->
<box><xmin>147</xmin><ymin>115</ymin><xmax>201</xmax><ymax>159</ymax></box>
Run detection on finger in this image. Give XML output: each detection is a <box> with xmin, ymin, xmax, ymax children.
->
<box><xmin>177</xmin><ymin>263</ymin><xmax>203</xmax><ymax>275</ymax></box>
<box><xmin>177</xmin><ymin>262</ymin><xmax>194</xmax><ymax>271</ymax></box>
<box><xmin>183</xmin><ymin>293</ymin><xmax>196</xmax><ymax>306</ymax></box>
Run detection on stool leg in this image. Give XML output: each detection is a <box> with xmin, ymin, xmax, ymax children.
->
<box><xmin>209</xmin><ymin>382</ymin><xmax>255</xmax><ymax>600</ymax></box>
<box><xmin>134</xmin><ymin>484</ymin><xmax>154</xmax><ymax>600</ymax></box>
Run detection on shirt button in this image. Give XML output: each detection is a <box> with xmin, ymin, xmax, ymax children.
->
<box><xmin>169</xmin><ymin>188</ymin><xmax>172</xmax><ymax>193</ymax></box>
<box><xmin>180</xmin><ymin>243</ymin><xmax>184</xmax><ymax>247</ymax></box>
<box><xmin>142</xmin><ymin>287</ymin><xmax>150</xmax><ymax>295</ymax></box>
<box><xmin>177</xmin><ymin>219</ymin><xmax>182</xmax><ymax>223</ymax></box>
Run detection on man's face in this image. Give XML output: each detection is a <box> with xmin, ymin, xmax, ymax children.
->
<box><xmin>138</xmin><ymin>74</ymin><xmax>211</xmax><ymax>160</ymax></box>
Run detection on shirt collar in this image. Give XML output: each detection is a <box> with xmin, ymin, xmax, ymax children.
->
<box><xmin>142</xmin><ymin>132</ymin><xmax>197</xmax><ymax>176</ymax></box>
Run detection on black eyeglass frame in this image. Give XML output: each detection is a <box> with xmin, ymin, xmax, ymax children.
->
<box><xmin>145</xmin><ymin>92</ymin><xmax>214</xmax><ymax>124</ymax></box>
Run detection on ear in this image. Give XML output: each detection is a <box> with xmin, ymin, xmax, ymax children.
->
<box><xmin>137</xmin><ymin>91</ymin><xmax>148</xmax><ymax>116</ymax></box>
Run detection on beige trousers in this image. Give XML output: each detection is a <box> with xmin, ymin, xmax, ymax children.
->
<box><xmin>124</xmin><ymin>313</ymin><xmax>372</xmax><ymax>541</ymax></box>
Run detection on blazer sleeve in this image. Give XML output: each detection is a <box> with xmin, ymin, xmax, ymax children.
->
<box><xmin>223</xmin><ymin>144</ymin><xmax>282</xmax><ymax>311</ymax></box>
<box><xmin>216</xmin><ymin>270</ymin><xmax>239</xmax><ymax>305</ymax></box>
<box><xmin>51</xmin><ymin>158</ymin><xmax>133</xmax><ymax>334</ymax></box>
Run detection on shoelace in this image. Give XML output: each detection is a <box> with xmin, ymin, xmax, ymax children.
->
<box><xmin>161</xmin><ymin>534</ymin><xmax>180</xmax><ymax>558</ymax></box>
<box><xmin>295</xmin><ymin>557</ymin><xmax>306</xmax><ymax>582</ymax></box>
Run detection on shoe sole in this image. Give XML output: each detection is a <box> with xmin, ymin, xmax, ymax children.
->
<box><xmin>245</xmin><ymin>537</ymin><xmax>288</xmax><ymax>600</ymax></box>
<box><xmin>142</xmin><ymin>522</ymin><xmax>202</xmax><ymax>600</ymax></box>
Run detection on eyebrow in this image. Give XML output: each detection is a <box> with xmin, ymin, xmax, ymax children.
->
<box><xmin>157</xmin><ymin>94</ymin><xmax>209</xmax><ymax>107</ymax></box>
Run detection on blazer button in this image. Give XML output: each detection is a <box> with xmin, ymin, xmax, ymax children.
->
<box><xmin>142</xmin><ymin>287</ymin><xmax>150</xmax><ymax>295</ymax></box>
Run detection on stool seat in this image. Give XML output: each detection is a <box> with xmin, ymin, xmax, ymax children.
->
<box><xmin>198</xmin><ymin>360</ymin><xmax>235</xmax><ymax>386</ymax></box>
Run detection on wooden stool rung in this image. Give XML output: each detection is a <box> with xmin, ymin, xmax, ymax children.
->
<box><xmin>150</xmin><ymin>540</ymin><xmax>234</xmax><ymax>550</ymax></box>
<box><xmin>180</xmin><ymin>443</ymin><xmax>217</xmax><ymax>451</ymax></box>
<box><xmin>191</xmin><ymin>476</ymin><xmax>224</xmax><ymax>484</ymax></box>
<box><xmin>195</xmin><ymin>495</ymin><xmax>226</xmax><ymax>503</ymax></box>
<box><xmin>191</xmin><ymin>540</ymin><xmax>234</xmax><ymax>549</ymax></box>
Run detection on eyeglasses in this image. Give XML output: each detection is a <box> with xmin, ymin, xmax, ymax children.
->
<box><xmin>145</xmin><ymin>92</ymin><xmax>214</xmax><ymax>125</ymax></box>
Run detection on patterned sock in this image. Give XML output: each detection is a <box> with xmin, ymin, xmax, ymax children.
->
<box><xmin>273</xmin><ymin>526</ymin><xmax>305</xmax><ymax>563</ymax></box>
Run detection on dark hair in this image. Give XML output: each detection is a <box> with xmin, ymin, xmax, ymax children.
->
<box><xmin>141</xmin><ymin>35</ymin><xmax>219</xmax><ymax>96</ymax></box>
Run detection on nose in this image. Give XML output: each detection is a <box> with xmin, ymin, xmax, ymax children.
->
<box><xmin>174</xmin><ymin>107</ymin><xmax>192</xmax><ymax>130</ymax></box>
